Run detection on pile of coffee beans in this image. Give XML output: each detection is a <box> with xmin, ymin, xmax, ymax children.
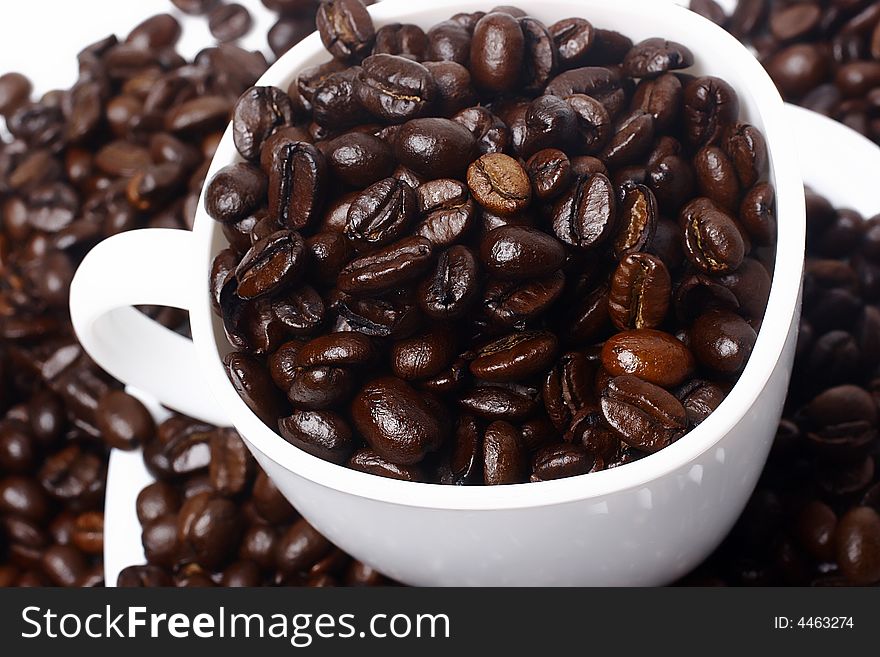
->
<box><xmin>206</xmin><ymin>0</ymin><xmax>776</xmax><ymax>485</ymax></box>
<box><xmin>119</xmin><ymin>413</ymin><xmax>391</xmax><ymax>586</ymax></box>
<box><xmin>0</xmin><ymin>0</ymin><xmax>374</xmax><ymax>587</ymax></box>
<box><xmin>690</xmin><ymin>0</ymin><xmax>880</xmax><ymax>144</ymax></box>
<box><xmin>682</xmin><ymin>189</ymin><xmax>880</xmax><ymax>586</ymax></box>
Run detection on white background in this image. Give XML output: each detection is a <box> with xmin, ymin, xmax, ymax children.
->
<box><xmin>0</xmin><ymin>0</ymin><xmax>281</xmax><ymax>96</ymax></box>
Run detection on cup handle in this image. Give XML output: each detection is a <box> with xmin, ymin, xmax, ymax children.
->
<box><xmin>70</xmin><ymin>228</ymin><xmax>230</xmax><ymax>426</ymax></box>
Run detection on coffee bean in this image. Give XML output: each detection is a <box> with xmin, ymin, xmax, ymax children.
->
<box><xmin>483</xmin><ymin>421</ymin><xmax>528</xmax><ymax>485</ymax></box>
<box><xmin>279</xmin><ymin>410</ymin><xmax>354</xmax><ymax>464</ymax></box>
<box><xmin>834</xmin><ymin>507</ymin><xmax>880</xmax><ymax>584</ymax></box>
<box><xmin>351</xmin><ymin>377</ymin><xmax>446</xmax><ymax>464</ymax></box>
<box><xmin>204</xmin><ymin>163</ymin><xmax>266</xmax><ymax>224</ymax></box>
<box><xmin>95</xmin><ymin>390</ymin><xmax>155</xmax><ymax>451</ymax></box>
<box><xmin>136</xmin><ymin>481</ymin><xmax>181</xmax><ymax>526</ymax></box>
<box><xmin>391</xmin><ymin>328</ymin><xmax>457</xmax><ymax>381</ymax></box>
<box><xmin>608</xmin><ymin>253</ymin><xmax>671</xmax><ymax>330</ymax></box>
<box><xmin>419</xmin><ymin>245</ymin><xmax>480</xmax><ymax>319</ymax></box>
<box><xmin>480</xmin><ymin>226</ymin><xmax>564</xmax><ymax>279</ymax></box>
<box><xmin>316</xmin><ymin>0</ymin><xmax>375</xmax><ymax>62</ymax></box>
<box><xmin>459</xmin><ymin>385</ymin><xmax>537</xmax><ymax>421</ymax></box>
<box><xmin>682</xmin><ymin>198</ymin><xmax>745</xmax><ymax>274</ymax></box>
<box><xmin>208</xmin><ymin>3</ymin><xmax>253</xmax><ymax>43</ymax></box>
<box><xmin>522</xmin><ymin>94</ymin><xmax>577</xmax><ymax>157</ymax></box>
<box><xmin>426</xmin><ymin>20</ymin><xmax>472</xmax><ymax>66</ymax></box>
<box><xmin>178</xmin><ymin>493</ymin><xmax>242</xmax><ymax>569</ymax></box>
<box><xmin>394</xmin><ymin>117</ymin><xmax>477</xmax><ymax>179</ymax></box>
<box><xmin>676</xmin><ymin>379</ymin><xmax>725</xmax><ymax>426</ymax></box>
<box><xmin>262</xmin><ymin>137</ymin><xmax>327</xmax><ymax>230</ymax></box>
<box><xmin>470</xmin><ymin>12</ymin><xmax>525</xmax><ymax>93</ymax></box>
<box><xmin>683</xmin><ymin>76</ymin><xmax>739</xmax><ymax>148</ymax></box>
<box><xmin>0</xmin><ymin>72</ymin><xmax>32</xmax><ymax>118</ymax></box>
<box><xmin>467</xmin><ymin>153</ymin><xmax>531</xmax><ymax>216</ymax></box>
<box><xmin>374</xmin><ymin>22</ymin><xmax>428</xmax><ymax>59</ymax></box>
<box><xmin>552</xmin><ymin>173</ymin><xmax>617</xmax><ymax>249</ymax></box>
<box><xmin>338</xmin><ymin>236</ymin><xmax>433</xmax><ymax>296</ymax></box>
<box><xmin>347</xmin><ymin>448</ymin><xmax>424</xmax><ymax>481</ymax></box>
<box><xmin>519</xmin><ymin>16</ymin><xmax>557</xmax><ymax>94</ymax></box>
<box><xmin>548</xmin><ymin>18</ymin><xmax>595</xmax><ymax>70</ymax></box>
<box><xmin>345</xmin><ymin>176</ymin><xmax>415</xmax><ymax>247</ymax></box>
<box><xmin>613</xmin><ymin>182</ymin><xmax>657</xmax><ymax>258</ymax></box>
<box><xmin>600</xmin><ymin>375</ymin><xmax>688</xmax><ymax>452</ymax></box>
<box><xmin>414</xmin><ymin>177</ymin><xmax>476</xmax><ymax>246</ymax></box>
<box><xmin>355</xmin><ymin>54</ymin><xmax>437</xmax><ymax>123</ymax></box>
<box><xmin>484</xmin><ymin>271</ymin><xmax>565</xmax><ymax>329</ymax></box>
<box><xmin>602</xmin><ymin>329</ymin><xmax>695</xmax><ymax>388</ymax></box>
<box><xmin>690</xmin><ymin>309</ymin><xmax>757</xmax><ymax>375</ymax></box>
<box><xmin>452</xmin><ymin>106</ymin><xmax>510</xmax><ymax>154</ymax></box>
<box><xmin>527</xmin><ymin>148</ymin><xmax>571</xmax><ymax>201</ymax></box>
<box><xmin>623</xmin><ymin>38</ymin><xmax>693</xmax><ymax>78</ymax></box>
<box><xmin>470</xmin><ymin>331</ymin><xmax>558</xmax><ymax>382</ymax></box>
<box><xmin>531</xmin><ymin>444</ymin><xmax>594</xmax><ymax>481</ymax></box>
<box><xmin>232</xmin><ymin>86</ymin><xmax>296</xmax><ymax>161</ymax></box>
<box><xmin>739</xmin><ymin>182</ymin><xmax>776</xmax><ymax>246</ymax></box>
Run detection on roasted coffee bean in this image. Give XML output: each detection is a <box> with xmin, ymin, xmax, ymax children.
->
<box><xmin>723</xmin><ymin>123</ymin><xmax>767</xmax><ymax>189</ymax></box>
<box><xmin>632</xmin><ymin>73</ymin><xmax>682</xmax><ymax>133</ymax></box>
<box><xmin>739</xmin><ymin>182</ymin><xmax>776</xmax><ymax>246</ymax></box>
<box><xmin>0</xmin><ymin>475</ymin><xmax>50</xmax><ymax>522</ymax></box>
<box><xmin>171</xmin><ymin>0</ymin><xmax>218</xmax><ymax>15</ymax></box>
<box><xmin>223</xmin><ymin>352</ymin><xmax>288</xmax><ymax>426</ymax></box>
<box><xmin>480</xmin><ymin>226</ymin><xmax>564</xmax><ymax>279</ymax></box>
<box><xmin>204</xmin><ymin>163</ymin><xmax>267</xmax><ymax>224</ymax></box>
<box><xmin>694</xmin><ymin>145</ymin><xmax>740</xmax><ymax>211</ymax></box>
<box><xmin>422</xmin><ymin>61</ymin><xmax>477</xmax><ymax>118</ymax></box>
<box><xmin>484</xmin><ymin>271</ymin><xmax>565</xmax><ymax>330</ymax></box>
<box><xmin>95</xmin><ymin>390</ymin><xmax>155</xmax><ymax>451</ymax></box>
<box><xmin>332</xmin><ymin>292</ymin><xmax>420</xmax><ymax>339</ymax></box>
<box><xmin>613</xmin><ymin>182</ymin><xmax>657</xmax><ymax>258</ymax></box>
<box><xmin>263</xmin><ymin>138</ymin><xmax>327</xmax><ymax>230</ymax></box>
<box><xmin>419</xmin><ymin>245</ymin><xmax>480</xmax><ymax>319</ymax></box>
<box><xmin>467</xmin><ymin>153</ymin><xmax>531</xmax><ymax>216</ymax></box>
<box><xmin>527</xmin><ymin>148</ymin><xmax>571</xmax><ymax>201</ymax></box>
<box><xmin>543</xmin><ymin>351</ymin><xmax>595</xmax><ymax>430</ymax></box>
<box><xmin>690</xmin><ymin>309</ymin><xmax>758</xmax><ymax>376</ymax></box>
<box><xmin>563</xmin><ymin>281</ymin><xmax>611</xmax><ymax>345</ymax></box>
<box><xmin>548</xmin><ymin>18</ymin><xmax>594</xmax><ymax>70</ymax></box>
<box><xmin>41</xmin><ymin>545</ymin><xmax>88</xmax><ymax>587</ymax></box>
<box><xmin>295</xmin><ymin>332</ymin><xmax>374</xmax><ymax>369</ymax></box>
<box><xmin>347</xmin><ymin>448</ymin><xmax>424</xmax><ymax>481</ymax></box>
<box><xmin>522</xmin><ymin>94</ymin><xmax>577</xmax><ymax>157</ymax></box>
<box><xmin>235</xmin><ymin>230</ymin><xmax>305</xmax><ymax>299</ymax></box>
<box><xmin>208</xmin><ymin>3</ymin><xmax>253</xmax><ymax>43</ymax></box>
<box><xmin>600</xmin><ymin>110</ymin><xmax>655</xmax><ymax>168</ymax></box>
<box><xmin>834</xmin><ymin>507</ymin><xmax>880</xmax><ymax>585</ymax></box>
<box><xmin>676</xmin><ymin>379</ymin><xmax>725</xmax><ymax>426</ymax></box>
<box><xmin>452</xmin><ymin>106</ymin><xmax>509</xmax><ymax>154</ymax></box>
<box><xmin>545</xmin><ymin>66</ymin><xmax>626</xmax><ymax>118</ymax></box>
<box><xmin>209</xmin><ymin>429</ymin><xmax>253</xmax><ymax>497</ymax></box>
<box><xmin>566</xmin><ymin>94</ymin><xmax>611</xmax><ymax>154</ymax></box>
<box><xmin>415</xmin><ymin>178</ymin><xmax>476</xmax><ymax>246</ymax></box>
<box><xmin>316</xmin><ymin>0</ymin><xmax>375</xmax><ymax>62</ymax></box>
<box><xmin>345</xmin><ymin>176</ymin><xmax>415</xmax><ymax>247</ymax></box>
<box><xmin>552</xmin><ymin>173</ymin><xmax>617</xmax><ymax>249</ymax></box>
<box><xmin>394</xmin><ymin>117</ymin><xmax>477</xmax><ymax>179</ymax></box>
<box><xmin>531</xmin><ymin>444</ymin><xmax>593</xmax><ymax>481</ymax></box>
<box><xmin>608</xmin><ymin>253</ymin><xmax>671</xmax><ymax>330</ymax></box>
<box><xmin>391</xmin><ymin>328</ymin><xmax>457</xmax><ymax>381</ymax></box>
<box><xmin>717</xmin><ymin>257</ymin><xmax>772</xmax><ymax>319</ymax></box>
<box><xmin>426</xmin><ymin>20</ymin><xmax>472</xmax><ymax>66</ymax></box>
<box><xmin>519</xmin><ymin>16</ymin><xmax>557</xmax><ymax>94</ymax></box>
<box><xmin>373</xmin><ymin>22</ymin><xmax>428</xmax><ymax>59</ymax></box>
<box><xmin>269</xmin><ymin>17</ymin><xmax>316</xmax><ymax>58</ymax></box>
<box><xmin>681</xmin><ymin>198</ymin><xmax>745</xmax><ymax>274</ymax></box>
<box><xmin>600</xmin><ymin>375</ymin><xmax>688</xmax><ymax>452</ymax></box>
<box><xmin>338</xmin><ymin>236</ymin><xmax>433</xmax><ymax>296</ymax></box>
<box><xmin>483</xmin><ymin>421</ymin><xmax>528</xmax><ymax>485</ymax></box>
<box><xmin>279</xmin><ymin>410</ymin><xmax>354</xmax><ymax>464</ymax></box>
<box><xmin>0</xmin><ymin>422</ymin><xmax>36</xmax><ymax>473</ymax></box>
<box><xmin>142</xmin><ymin>515</ymin><xmax>179</xmax><ymax>568</ymax></box>
<box><xmin>682</xmin><ymin>76</ymin><xmax>740</xmax><ymax>148</ymax></box>
<box><xmin>351</xmin><ymin>377</ymin><xmax>446</xmax><ymax>464</ymax></box>
<box><xmin>0</xmin><ymin>72</ymin><xmax>32</xmax><ymax>118</ymax></box>
<box><xmin>136</xmin><ymin>481</ymin><xmax>180</xmax><ymax>526</ymax></box>
<box><xmin>323</xmin><ymin>131</ymin><xmax>393</xmax><ymax>188</ymax></box>
<box><xmin>623</xmin><ymin>38</ymin><xmax>693</xmax><ymax>78</ymax></box>
<box><xmin>355</xmin><ymin>54</ymin><xmax>437</xmax><ymax>123</ymax></box>
<box><xmin>794</xmin><ymin>500</ymin><xmax>837</xmax><ymax>563</ymax></box>
<box><xmin>178</xmin><ymin>493</ymin><xmax>242</xmax><ymax>569</ymax></box>
<box><xmin>306</xmin><ymin>231</ymin><xmax>354</xmax><ymax>285</ymax></box>
<box><xmin>459</xmin><ymin>385</ymin><xmax>537</xmax><ymax>421</ymax></box>
<box><xmin>602</xmin><ymin>329</ymin><xmax>695</xmax><ymax>388</ymax></box>
<box><xmin>470</xmin><ymin>331</ymin><xmax>558</xmax><ymax>382</ymax></box>
<box><xmin>470</xmin><ymin>12</ymin><xmax>525</xmax><ymax>93</ymax></box>
<box><xmin>232</xmin><ymin>86</ymin><xmax>296</xmax><ymax>162</ymax></box>
<box><xmin>38</xmin><ymin>446</ymin><xmax>104</xmax><ymax>510</ymax></box>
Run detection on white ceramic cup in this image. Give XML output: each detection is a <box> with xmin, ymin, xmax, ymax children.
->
<box><xmin>73</xmin><ymin>0</ymin><xmax>805</xmax><ymax>586</ymax></box>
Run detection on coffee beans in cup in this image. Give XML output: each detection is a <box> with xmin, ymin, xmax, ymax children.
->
<box><xmin>206</xmin><ymin>1</ymin><xmax>777</xmax><ymax>485</ymax></box>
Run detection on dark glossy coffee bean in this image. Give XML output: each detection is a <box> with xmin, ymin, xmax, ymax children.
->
<box><xmin>178</xmin><ymin>492</ymin><xmax>242</xmax><ymax>569</ymax></box>
<box><xmin>208</xmin><ymin>428</ymin><xmax>252</xmax><ymax>497</ymax></box>
<box><xmin>415</xmin><ymin>178</ymin><xmax>476</xmax><ymax>246</ymax></box>
<box><xmin>470</xmin><ymin>12</ymin><xmax>524</xmax><ymax>93</ymax></box>
<box><xmin>394</xmin><ymin>117</ymin><xmax>477</xmax><ymax>179</ymax></box>
<box><xmin>609</xmin><ymin>253</ymin><xmax>671</xmax><ymax>330</ymax></box>
<box><xmin>171</xmin><ymin>0</ymin><xmax>218</xmax><ymax>15</ymax></box>
<box><xmin>249</xmin><ymin>470</ymin><xmax>295</xmax><ymax>525</ymax></box>
<box><xmin>564</xmin><ymin>281</ymin><xmax>611</xmax><ymax>344</ymax></box>
<box><xmin>793</xmin><ymin>500</ymin><xmax>837</xmax><ymax>562</ymax></box>
<box><xmin>41</xmin><ymin>545</ymin><xmax>88</xmax><ymax>587</ymax></box>
<box><xmin>426</xmin><ymin>20</ymin><xmax>472</xmax><ymax>66</ymax></box>
<box><xmin>232</xmin><ymin>86</ymin><xmax>296</xmax><ymax>161</ymax></box>
<box><xmin>239</xmin><ymin>523</ymin><xmax>277</xmax><ymax>571</ymax></box>
<box><xmin>116</xmin><ymin>564</ymin><xmax>172</xmax><ymax>587</ymax></box>
<box><xmin>422</xmin><ymin>61</ymin><xmax>477</xmax><ymax>118</ymax></box>
<box><xmin>95</xmin><ymin>390</ymin><xmax>155</xmax><ymax>451</ymax></box>
<box><xmin>142</xmin><ymin>514</ymin><xmax>179</xmax><ymax>568</ymax></box>
<box><xmin>470</xmin><ymin>331</ymin><xmax>558</xmax><ymax>383</ymax></box>
<box><xmin>312</xmin><ymin>67</ymin><xmax>374</xmax><ymax>129</ymax></box>
<box><xmin>483</xmin><ymin>421</ymin><xmax>527</xmax><ymax>485</ymax></box>
<box><xmin>531</xmin><ymin>444</ymin><xmax>593</xmax><ymax>481</ymax></box>
<box><xmin>452</xmin><ymin>106</ymin><xmax>510</xmax><ymax>154</ymax></box>
<box><xmin>223</xmin><ymin>351</ymin><xmax>288</xmax><ymax>426</ymax></box>
<box><xmin>419</xmin><ymin>245</ymin><xmax>480</xmax><ymax>319</ymax></box>
<box><xmin>624</xmin><ymin>38</ymin><xmax>693</xmax><ymax>78</ymax></box>
<box><xmin>614</xmin><ymin>182</ymin><xmax>657</xmax><ymax>258</ymax></box>
<box><xmin>332</xmin><ymin>292</ymin><xmax>420</xmax><ymax>339</ymax></box>
<box><xmin>287</xmin><ymin>365</ymin><xmax>354</xmax><ymax>410</ymax></box>
<box><xmin>316</xmin><ymin>0</ymin><xmax>375</xmax><ymax>62</ymax></box>
<box><xmin>345</xmin><ymin>176</ymin><xmax>415</xmax><ymax>248</ymax></box>
<box><xmin>306</xmin><ymin>231</ymin><xmax>354</xmax><ymax>286</ymax></box>
<box><xmin>739</xmin><ymin>182</ymin><xmax>776</xmax><ymax>246</ymax></box>
<box><xmin>480</xmin><ymin>226</ymin><xmax>564</xmax><ymax>279</ymax></box>
<box><xmin>0</xmin><ymin>72</ymin><xmax>32</xmax><ymax>118</ymax></box>
<box><xmin>548</xmin><ymin>18</ymin><xmax>594</xmax><ymax>70</ymax></box>
<box><xmin>683</xmin><ymin>76</ymin><xmax>739</xmax><ymax>148</ymax></box>
<box><xmin>565</xmin><ymin>94</ymin><xmax>611</xmax><ymax>154</ymax></box>
<box><xmin>545</xmin><ymin>67</ymin><xmax>626</xmax><ymax>118</ymax></box>
<box><xmin>279</xmin><ymin>409</ymin><xmax>354</xmax><ymax>464</ymax></box>
<box><xmin>444</xmin><ymin>415</ymin><xmax>482</xmax><ymax>484</ymax></box>
<box><xmin>420</xmin><ymin>358</ymin><xmax>470</xmax><ymax>395</ymax></box>
<box><xmin>602</xmin><ymin>329</ymin><xmax>695</xmax><ymax>388</ymax></box>
<box><xmin>235</xmin><ymin>230</ymin><xmax>305</xmax><ymax>299</ymax></box>
<box><xmin>552</xmin><ymin>173</ymin><xmax>617</xmax><ymax>249</ymax></box>
<box><xmin>723</xmin><ymin>123</ymin><xmax>767</xmax><ymax>189</ymax></box>
<box><xmin>765</xmin><ymin>44</ymin><xmax>828</xmax><ymax>99</ymax></box>
<box><xmin>391</xmin><ymin>327</ymin><xmax>457</xmax><ymax>381</ymax></box>
<box><xmin>338</xmin><ymin>236</ymin><xmax>433</xmax><ymax>296</ymax></box>
<box><xmin>527</xmin><ymin>148</ymin><xmax>571</xmax><ymax>201</ymax></box>
<box><xmin>467</xmin><ymin>153</ymin><xmax>531</xmax><ymax>216</ymax></box>
<box><xmin>355</xmin><ymin>54</ymin><xmax>438</xmax><ymax>123</ymax></box>
<box><xmin>681</xmin><ymin>198</ymin><xmax>745</xmax><ymax>274</ymax></box>
<box><xmin>600</xmin><ymin>374</ymin><xmax>688</xmax><ymax>452</ymax></box>
<box><xmin>136</xmin><ymin>481</ymin><xmax>180</xmax><ymax>525</ymax></box>
<box><xmin>543</xmin><ymin>351</ymin><xmax>595</xmax><ymax>431</ymax></box>
<box><xmin>295</xmin><ymin>332</ymin><xmax>375</xmax><ymax>369</ymax></box>
<box><xmin>600</xmin><ymin>110</ymin><xmax>655</xmax><ymax>168</ymax></box>
<box><xmin>352</xmin><ymin>377</ymin><xmax>446</xmax><ymax>464</ymax></box>
<box><xmin>374</xmin><ymin>22</ymin><xmax>428</xmax><ymax>60</ymax></box>
<box><xmin>38</xmin><ymin>446</ymin><xmax>104</xmax><ymax>510</ymax></box>
<box><xmin>690</xmin><ymin>309</ymin><xmax>758</xmax><ymax>375</ymax></box>
<box><xmin>268</xmin><ymin>16</ymin><xmax>314</xmax><ymax>58</ymax></box>
<box><xmin>834</xmin><ymin>507</ymin><xmax>880</xmax><ymax>584</ymax></box>
<box><xmin>347</xmin><ymin>448</ymin><xmax>425</xmax><ymax>481</ymax></box>
<box><xmin>717</xmin><ymin>257</ymin><xmax>772</xmax><ymax>319</ymax></box>
<box><xmin>0</xmin><ymin>475</ymin><xmax>50</xmax><ymax>522</ymax></box>
<box><xmin>262</xmin><ymin>138</ymin><xmax>327</xmax><ymax>230</ymax></box>
<box><xmin>484</xmin><ymin>271</ymin><xmax>565</xmax><ymax>329</ymax></box>
<box><xmin>519</xmin><ymin>16</ymin><xmax>557</xmax><ymax>94</ymax></box>
<box><xmin>208</xmin><ymin>3</ymin><xmax>252</xmax><ymax>42</ymax></box>
<box><xmin>0</xmin><ymin>422</ymin><xmax>35</xmax><ymax>473</ymax></box>
<box><xmin>676</xmin><ymin>379</ymin><xmax>725</xmax><ymax>426</ymax></box>
<box><xmin>694</xmin><ymin>145</ymin><xmax>740</xmax><ymax>211</ymax></box>
<box><xmin>459</xmin><ymin>385</ymin><xmax>537</xmax><ymax>421</ymax></box>
<box><xmin>204</xmin><ymin>163</ymin><xmax>266</xmax><ymax>224</ymax></box>
<box><xmin>522</xmin><ymin>95</ymin><xmax>577</xmax><ymax>157</ymax></box>
<box><xmin>632</xmin><ymin>73</ymin><xmax>682</xmax><ymax>133</ymax></box>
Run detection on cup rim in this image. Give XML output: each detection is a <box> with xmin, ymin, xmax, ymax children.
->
<box><xmin>189</xmin><ymin>0</ymin><xmax>806</xmax><ymax>511</ymax></box>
